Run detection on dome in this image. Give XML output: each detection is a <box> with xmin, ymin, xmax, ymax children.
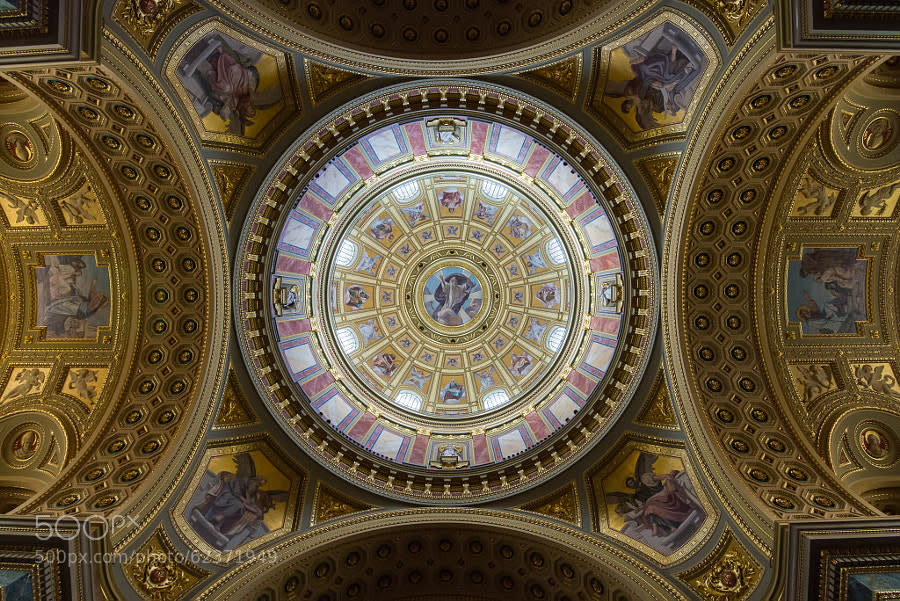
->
<box><xmin>237</xmin><ymin>83</ymin><xmax>658</xmax><ymax>502</ymax></box>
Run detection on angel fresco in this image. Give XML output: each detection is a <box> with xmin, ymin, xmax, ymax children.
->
<box><xmin>857</xmin><ymin>182</ymin><xmax>899</xmax><ymax>216</ymax></box>
<box><xmin>3</xmin><ymin>368</ymin><xmax>45</xmax><ymax>402</ymax></box>
<box><xmin>438</xmin><ymin>188</ymin><xmax>464</xmax><ymax>213</ymax></box>
<box><xmin>369</xmin><ymin>216</ymin><xmax>395</xmax><ymax>241</ymax></box>
<box><xmin>177</xmin><ymin>33</ymin><xmax>282</xmax><ymax>136</ymax></box>
<box><xmin>400</xmin><ymin>202</ymin><xmax>429</xmax><ymax>227</ymax></box>
<box><xmin>604</xmin><ymin>451</ymin><xmax>705</xmax><ymax>554</ymax></box>
<box><xmin>371</xmin><ymin>352</ymin><xmax>399</xmax><ymax>379</ymax></box>
<box><xmin>474</xmin><ymin>202</ymin><xmax>498</xmax><ymax>225</ymax></box>
<box><xmin>1</xmin><ymin>192</ymin><xmax>42</xmax><ymax>225</ymax></box>
<box><xmin>439</xmin><ymin>379</ymin><xmax>465</xmax><ymax>404</ymax></box>
<box><xmin>343</xmin><ymin>285</ymin><xmax>369</xmax><ymax>310</ymax></box>
<box><xmin>187</xmin><ymin>452</ymin><xmax>288</xmax><ymax>552</ymax></box>
<box><xmin>536</xmin><ymin>283</ymin><xmax>560</xmax><ymax>308</ymax></box>
<box><xmin>509</xmin><ymin>352</ymin><xmax>534</xmax><ymax>378</ymax></box>
<box><xmin>507</xmin><ymin>215</ymin><xmax>532</xmax><ymax>240</ymax></box>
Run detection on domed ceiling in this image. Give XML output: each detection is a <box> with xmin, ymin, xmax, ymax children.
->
<box><xmin>207</xmin><ymin>0</ymin><xmax>641</xmax><ymax>73</ymax></box>
<box><xmin>0</xmin><ymin>1</ymin><xmax>898</xmax><ymax>600</ymax></box>
<box><xmin>239</xmin><ymin>100</ymin><xmax>657</xmax><ymax>501</ymax></box>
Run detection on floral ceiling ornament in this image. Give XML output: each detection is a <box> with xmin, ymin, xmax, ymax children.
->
<box><xmin>678</xmin><ymin>529</ymin><xmax>761</xmax><ymax>600</ymax></box>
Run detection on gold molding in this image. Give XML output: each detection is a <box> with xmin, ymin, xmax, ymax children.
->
<box><xmin>677</xmin><ymin>528</ymin><xmax>762</xmax><ymax>601</ymax></box>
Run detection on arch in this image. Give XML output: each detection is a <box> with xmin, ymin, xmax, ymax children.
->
<box><xmin>193</xmin><ymin>510</ymin><xmax>686</xmax><ymax>601</ymax></box>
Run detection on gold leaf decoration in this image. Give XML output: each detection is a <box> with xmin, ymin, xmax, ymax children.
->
<box><xmin>637</xmin><ymin>155</ymin><xmax>678</xmax><ymax>219</ymax></box>
<box><xmin>113</xmin><ymin>0</ymin><xmax>200</xmax><ymax>57</ymax></box>
<box><xmin>213</xmin><ymin>370</ymin><xmax>257</xmax><ymax>429</ymax></box>
<box><xmin>124</xmin><ymin>525</ymin><xmax>209</xmax><ymax>601</ymax></box>
<box><xmin>311</xmin><ymin>483</ymin><xmax>373</xmax><ymax>526</ymax></box>
<box><xmin>519</xmin><ymin>482</ymin><xmax>580</xmax><ymax>526</ymax></box>
<box><xmin>209</xmin><ymin>161</ymin><xmax>252</xmax><ymax>223</ymax></box>
<box><xmin>517</xmin><ymin>55</ymin><xmax>583</xmax><ymax>102</ymax></box>
<box><xmin>678</xmin><ymin>529</ymin><xmax>761</xmax><ymax>601</ymax></box>
<box><xmin>636</xmin><ymin>371</ymin><xmax>679</xmax><ymax>429</ymax></box>
<box><xmin>305</xmin><ymin>60</ymin><xmax>370</xmax><ymax>106</ymax></box>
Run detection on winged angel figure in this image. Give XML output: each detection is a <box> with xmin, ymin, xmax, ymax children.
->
<box><xmin>188</xmin><ymin>452</ymin><xmax>288</xmax><ymax>551</ymax></box>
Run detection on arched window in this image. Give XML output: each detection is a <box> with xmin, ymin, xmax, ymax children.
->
<box><xmin>545</xmin><ymin>238</ymin><xmax>566</xmax><ymax>265</ymax></box>
<box><xmin>335</xmin><ymin>239</ymin><xmax>357</xmax><ymax>267</ymax></box>
<box><xmin>395</xmin><ymin>390</ymin><xmax>423</xmax><ymax>411</ymax></box>
<box><xmin>336</xmin><ymin>327</ymin><xmax>359</xmax><ymax>354</ymax></box>
<box><xmin>393</xmin><ymin>181</ymin><xmax>420</xmax><ymax>200</ymax></box>
<box><xmin>480</xmin><ymin>179</ymin><xmax>508</xmax><ymax>199</ymax></box>
<box><xmin>545</xmin><ymin>325</ymin><xmax>565</xmax><ymax>352</ymax></box>
<box><xmin>482</xmin><ymin>389</ymin><xmax>511</xmax><ymax>410</ymax></box>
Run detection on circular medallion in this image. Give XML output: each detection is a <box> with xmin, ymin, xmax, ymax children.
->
<box><xmin>237</xmin><ymin>84</ymin><xmax>657</xmax><ymax>502</ymax></box>
<box><xmin>419</xmin><ymin>263</ymin><xmax>488</xmax><ymax>331</ymax></box>
<box><xmin>859</xmin><ymin>426</ymin><xmax>891</xmax><ymax>461</ymax></box>
<box><xmin>320</xmin><ymin>169</ymin><xmax>579</xmax><ymax>417</ymax></box>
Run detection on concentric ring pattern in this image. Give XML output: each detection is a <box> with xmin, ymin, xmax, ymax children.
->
<box><xmin>237</xmin><ymin>85</ymin><xmax>657</xmax><ymax>502</ymax></box>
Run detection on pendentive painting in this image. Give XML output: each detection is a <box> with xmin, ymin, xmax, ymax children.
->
<box><xmin>34</xmin><ymin>254</ymin><xmax>111</xmax><ymax>340</ymax></box>
<box><xmin>168</xmin><ymin>21</ymin><xmax>298</xmax><ymax>150</ymax></box>
<box><xmin>178</xmin><ymin>443</ymin><xmax>302</xmax><ymax>558</ymax></box>
<box><xmin>589</xmin><ymin>14</ymin><xmax>715</xmax><ymax>144</ymax></box>
<box><xmin>589</xmin><ymin>442</ymin><xmax>712</xmax><ymax>563</ymax></box>
<box><xmin>787</xmin><ymin>247</ymin><xmax>868</xmax><ymax>335</ymax></box>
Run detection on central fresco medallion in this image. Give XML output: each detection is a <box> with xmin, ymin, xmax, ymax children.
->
<box><xmin>238</xmin><ymin>86</ymin><xmax>657</xmax><ymax>502</ymax></box>
<box><xmin>322</xmin><ymin>170</ymin><xmax>578</xmax><ymax>417</ymax></box>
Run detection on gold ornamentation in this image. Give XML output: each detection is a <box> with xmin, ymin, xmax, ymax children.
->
<box><xmin>519</xmin><ymin>483</ymin><xmax>580</xmax><ymax>526</ymax></box>
<box><xmin>789</xmin><ymin>171</ymin><xmax>838</xmax><ymax>217</ymax></box>
<box><xmin>715</xmin><ymin>0</ymin><xmax>764</xmax><ymax>30</ymax></box>
<box><xmin>0</xmin><ymin>191</ymin><xmax>46</xmax><ymax>227</ymax></box>
<box><xmin>124</xmin><ymin>525</ymin><xmax>209</xmax><ymax>600</ymax></box>
<box><xmin>853</xmin><ymin>181</ymin><xmax>900</xmax><ymax>218</ymax></box>
<box><xmin>305</xmin><ymin>59</ymin><xmax>370</xmax><ymax>106</ymax></box>
<box><xmin>636</xmin><ymin>371</ymin><xmax>679</xmax><ymax>429</ymax></box>
<box><xmin>311</xmin><ymin>483</ymin><xmax>373</xmax><ymax>526</ymax></box>
<box><xmin>61</xmin><ymin>367</ymin><xmax>109</xmax><ymax>407</ymax></box>
<box><xmin>114</xmin><ymin>0</ymin><xmax>200</xmax><ymax>58</ymax></box>
<box><xmin>516</xmin><ymin>55</ymin><xmax>583</xmax><ymax>102</ymax></box>
<box><xmin>56</xmin><ymin>181</ymin><xmax>105</xmax><ymax>226</ymax></box>
<box><xmin>789</xmin><ymin>364</ymin><xmax>837</xmax><ymax>404</ymax></box>
<box><xmin>213</xmin><ymin>370</ymin><xmax>257</xmax><ymax>428</ymax></box>
<box><xmin>852</xmin><ymin>363</ymin><xmax>900</xmax><ymax>399</ymax></box>
<box><xmin>2</xmin><ymin>367</ymin><xmax>51</xmax><ymax>402</ymax></box>
<box><xmin>638</xmin><ymin>155</ymin><xmax>678</xmax><ymax>218</ymax></box>
<box><xmin>678</xmin><ymin>529</ymin><xmax>761</xmax><ymax>601</ymax></box>
<box><xmin>209</xmin><ymin>161</ymin><xmax>251</xmax><ymax>222</ymax></box>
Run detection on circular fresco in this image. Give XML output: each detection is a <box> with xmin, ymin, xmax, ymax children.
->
<box><xmin>319</xmin><ymin>170</ymin><xmax>582</xmax><ymax>418</ymax></box>
<box><xmin>238</xmin><ymin>82</ymin><xmax>657</xmax><ymax>502</ymax></box>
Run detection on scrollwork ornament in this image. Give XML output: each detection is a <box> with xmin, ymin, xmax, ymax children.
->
<box><xmin>118</xmin><ymin>0</ymin><xmax>177</xmax><ymax>40</ymax></box>
<box><xmin>694</xmin><ymin>551</ymin><xmax>758</xmax><ymax>598</ymax></box>
<box><xmin>715</xmin><ymin>0</ymin><xmax>763</xmax><ymax>27</ymax></box>
<box><xmin>679</xmin><ymin>529</ymin><xmax>761</xmax><ymax>601</ymax></box>
<box><xmin>124</xmin><ymin>526</ymin><xmax>209</xmax><ymax>600</ymax></box>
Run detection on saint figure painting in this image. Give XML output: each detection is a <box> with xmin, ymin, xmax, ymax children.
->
<box><xmin>185</xmin><ymin>452</ymin><xmax>289</xmax><ymax>552</ymax></box>
<box><xmin>602</xmin><ymin>450</ymin><xmax>706</xmax><ymax>555</ymax></box>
